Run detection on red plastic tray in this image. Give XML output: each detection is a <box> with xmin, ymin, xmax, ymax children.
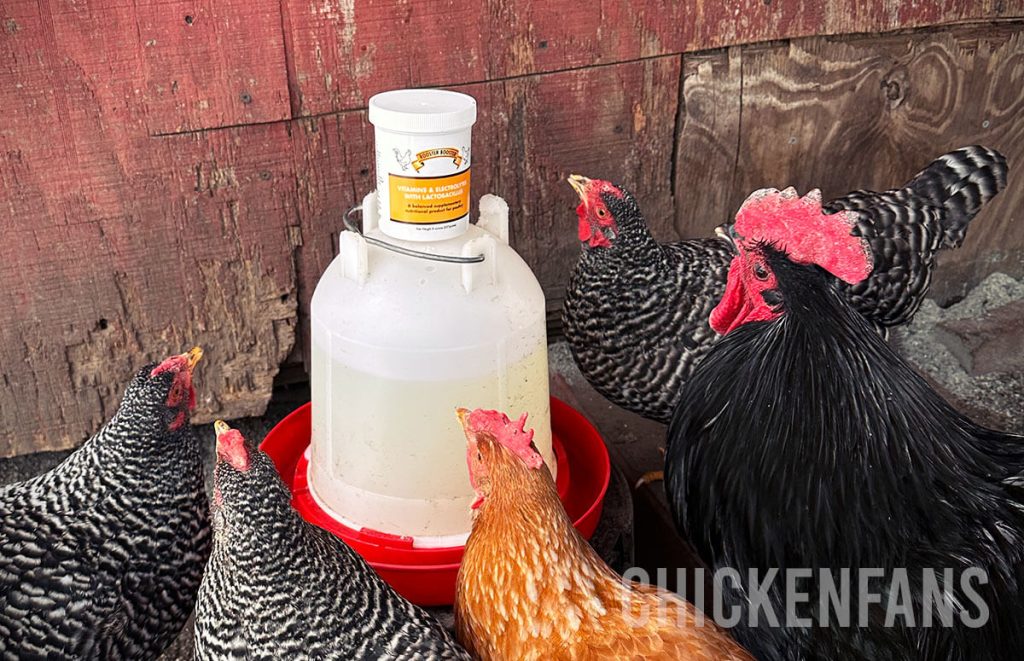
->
<box><xmin>260</xmin><ymin>397</ymin><xmax>611</xmax><ymax>606</ymax></box>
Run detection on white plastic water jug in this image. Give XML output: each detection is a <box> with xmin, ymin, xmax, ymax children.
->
<box><xmin>308</xmin><ymin>191</ymin><xmax>553</xmax><ymax>546</ymax></box>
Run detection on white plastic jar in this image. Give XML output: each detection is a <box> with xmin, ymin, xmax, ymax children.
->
<box><xmin>369</xmin><ymin>89</ymin><xmax>477</xmax><ymax>242</ymax></box>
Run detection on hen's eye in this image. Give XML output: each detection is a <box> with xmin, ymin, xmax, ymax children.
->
<box><xmin>596</xmin><ymin>208</ymin><xmax>607</xmax><ymax>218</ymax></box>
<box><xmin>753</xmin><ymin>263</ymin><xmax>769</xmax><ymax>280</ymax></box>
<box><xmin>477</xmin><ymin>451</ymin><xmax>483</xmax><ymax>462</ymax></box>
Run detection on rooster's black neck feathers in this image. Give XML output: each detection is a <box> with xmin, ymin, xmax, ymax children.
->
<box><xmin>667</xmin><ymin>250</ymin><xmax>1024</xmax><ymax>660</ymax></box>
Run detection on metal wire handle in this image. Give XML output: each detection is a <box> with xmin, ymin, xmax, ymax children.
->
<box><xmin>343</xmin><ymin>204</ymin><xmax>485</xmax><ymax>264</ymax></box>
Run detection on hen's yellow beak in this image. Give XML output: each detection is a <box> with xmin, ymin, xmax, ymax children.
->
<box><xmin>185</xmin><ymin>346</ymin><xmax>203</xmax><ymax>373</ymax></box>
<box><xmin>568</xmin><ymin>174</ymin><xmax>591</xmax><ymax>200</ymax></box>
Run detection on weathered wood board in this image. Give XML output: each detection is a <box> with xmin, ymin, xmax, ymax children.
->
<box><xmin>676</xmin><ymin>25</ymin><xmax>1024</xmax><ymax>304</ymax></box>
<box><xmin>0</xmin><ymin>47</ymin><xmax>680</xmax><ymax>455</ymax></box>
<box><xmin>138</xmin><ymin>0</ymin><xmax>292</xmax><ymax>133</ymax></box>
<box><xmin>280</xmin><ymin>57</ymin><xmax>683</xmax><ymax>364</ymax></box>
<box><xmin>1</xmin><ymin>0</ymin><xmax>1023</xmax><ymax>456</ymax></box>
<box><xmin>283</xmin><ymin>0</ymin><xmax>1021</xmax><ymax>116</ymax></box>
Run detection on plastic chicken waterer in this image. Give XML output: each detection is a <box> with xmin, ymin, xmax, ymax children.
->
<box><xmin>309</xmin><ymin>190</ymin><xmax>553</xmax><ymax>546</ymax></box>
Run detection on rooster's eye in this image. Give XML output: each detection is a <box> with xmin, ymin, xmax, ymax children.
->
<box><xmin>596</xmin><ymin>208</ymin><xmax>607</xmax><ymax>218</ymax></box>
<box><xmin>753</xmin><ymin>263</ymin><xmax>769</xmax><ymax>281</ymax></box>
<box><xmin>477</xmin><ymin>451</ymin><xmax>483</xmax><ymax>462</ymax></box>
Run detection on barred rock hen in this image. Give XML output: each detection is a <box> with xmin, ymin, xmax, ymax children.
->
<box><xmin>564</xmin><ymin>175</ymin><xmax>732</xmax><ymax>423</ymax></box>
<box><xmin>454</xmin><ymin>408</ymin><xmax>754</xmax><ymax>661</ymax></box>
<box><xmin>0</xmin><ymin>348</ymin><xmax>210</xmax><ymax>659</ymax></box>
<box><xmin>194</xmin><ymin>422</ymin><xmax>470</xmax><ymax>660</ymax></box>
<box><xmin>564</xmin><ymin>146</ymin><xmax>1007</xmax><ymax>423</ymax></box>
<box><xmin>666</xmin><ymin>188</ymin><xmax>1024</xmax><ymax>661</ymax></box>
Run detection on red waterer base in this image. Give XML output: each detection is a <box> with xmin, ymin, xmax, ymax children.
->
<box><xmin>260</xmin><ymin>396</ymin><xmax>611</xmax><ymax>606</ymax></box>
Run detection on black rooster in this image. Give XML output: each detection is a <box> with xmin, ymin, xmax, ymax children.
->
<box><xmin>666</xmin><ymin>188</ymin><xmax>1024</xmax><ymax>660</ymax></box>
<box><xmin>564</xmin><ymin>146</ymin><xmax>1007</xmax><ymax>423</ymax></box>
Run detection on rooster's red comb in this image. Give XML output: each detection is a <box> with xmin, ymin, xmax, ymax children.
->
<box><xmin>464</xmin><ymin>409</ymin><xmax>543</xmax><ymax>470</ymax></box>
<box><xmin>734</xmin><ymin>187</ymin><xmax>872</xmax><ymax>285</ymax></box>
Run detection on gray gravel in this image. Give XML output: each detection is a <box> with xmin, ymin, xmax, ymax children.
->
<box><xmin>893</xmin><ymin>272</ymin><xmax>1024</xmax><ymax>434</ymax></box>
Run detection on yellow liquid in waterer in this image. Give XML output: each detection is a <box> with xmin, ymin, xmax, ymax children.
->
<box><xmin>307</xmin><ymin>192</ymin><xmax>552</xmax><ymax>547</ymax></box>
<box><xmin>309</xmin><ymin>340</ymin><xmax>552</xmax><ymax>544</ymax></box>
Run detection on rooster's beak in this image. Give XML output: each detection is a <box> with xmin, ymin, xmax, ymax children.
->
<box><xmin>567</xmin><ymin>174</ymin><xmax>591</xmax><ymax>200</ymax></box>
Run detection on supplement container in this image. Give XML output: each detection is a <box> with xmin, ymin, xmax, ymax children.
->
<box><xmin>369</xmin><ymin>89</ymin><xmax>476</xmax><ymax>242</ymax></box>
<box><xmin>308</xmin><ymin>190</ymin><xmax>553</xmax><ymax>546</ymax></box>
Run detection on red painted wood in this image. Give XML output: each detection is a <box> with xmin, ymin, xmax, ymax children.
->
<box><xmin>282</xmin><ymin>57</ymin><xmax>681</xmax><ymax>362</ymax></box>
<box><xmin>136</xmin><ymin>0</ymin><xmax>291</xmax><ymax>133</ymax></box>
<box><xmin>1</xmin><ymin>0</ymin><xmax>1022</xmax><ymax>455</ymax></box>
<box><xmin>283</xmin><ymin>0</ymin><xmax>1022</xmax><ymax>116</ymax></box>
<box><xmin>0</xmin><ymin>0</ymin><xmax>301</xmax><ymax>454</ymax></box>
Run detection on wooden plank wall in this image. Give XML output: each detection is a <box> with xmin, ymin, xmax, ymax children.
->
<box><xmin>677</xmin><ymin>25</ymin><xmax>1024</xmax><ymax>305</ymax></box>
<box><xmin>1</xmin><ymin>0</ymin><xmax>1022</xmax><ymax>455</ymax></box>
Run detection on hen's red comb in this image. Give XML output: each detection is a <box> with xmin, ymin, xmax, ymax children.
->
<box><xmin>465</xmin><ymin>409</ymin><xmax>543</xmax><ymax>470</ymax></box>
<box><xmin>214</xmin><ymin>420</ymin><xmax>250</xmax><ymax>471</ymax></box>
<box><xmin>734</xmin><ymin>187</ymin><xmax>872</xmax><ymax>284</ymax></box>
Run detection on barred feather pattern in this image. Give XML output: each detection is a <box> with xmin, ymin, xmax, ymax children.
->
<box><xmin>563</xmin><ymin>147</ymin><xmax>1006</xmax><ymax>423</ymax></box>
<box><xmin>0</xmin><ymin>365</ymin><xmax>211</xmax><ymax>660</ymax></box>
<box><xmin>564</xmin><ymin>230</ymin><xmax>733</xmax><ymax>424</ymax></box>
<box><xmin>194</xmin><ymin>446</ymin><xmax>471</xmax><ymax>661</ymax></box>
<box><xmin>831</xmin><ymin>145</ymin><xmax>1008</xmax><ymax>327</ymax></box>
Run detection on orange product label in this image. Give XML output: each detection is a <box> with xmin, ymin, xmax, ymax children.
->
<box><xmin>388</xmin><ymin>168</ymin><xmax>471</xmax><ymax>224</ymax></box>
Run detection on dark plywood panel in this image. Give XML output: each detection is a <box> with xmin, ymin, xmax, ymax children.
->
<box><xmin>676</xmin><ymin>24</ymin><xmax>1024</xmax><ymax>304</ymax></box>
<box><xmin>283</xmin><ymin>0</ymin><xmax>1021</xmax><ymax>115</ymax></box>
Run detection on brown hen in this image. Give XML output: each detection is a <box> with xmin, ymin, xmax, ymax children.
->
<box><xmin>453</xmin><ymin>408</ymin><xmax>753</xmax><ymax>661</ymax></box>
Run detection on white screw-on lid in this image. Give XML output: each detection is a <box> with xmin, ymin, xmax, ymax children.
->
<box><xmin>368</xmin><ymin>89</ymin><xmax>477</xmax><ymax>134</ymax></box>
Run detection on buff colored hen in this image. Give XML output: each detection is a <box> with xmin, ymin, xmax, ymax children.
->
<box><xmin>453</xmin><ymin>408</ymin><xmax>753</xmax><ymax>660</ymax></box>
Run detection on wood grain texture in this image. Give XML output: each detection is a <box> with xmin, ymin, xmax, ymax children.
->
<box><xmin>282</xmin><ymin>58</ymin><xmax>682</xmax><ymax>363</ymax></box>
<box><xmin>676</xmin><ymin>24</ymin><xmax>1024</xmax><ymax>305</ymax></box>
<box><xmin>137</xmin><ymin>0</ymin><xmax>291</xmax><ymax>133</ymax></box>
<box><xmin>0</xmin><ymin>41</ymin><xmax>677</xmax><ymax>455</ymax></box>
<box><xmin>467</xmin><ymin>57</ymin><xmax>682</xmax><ymax>308</ymax></box>
<box><xmin>0</xmin><ymin>119</ymin><xmax>301</xmax><ymax>456</ymax></box>
<box><xmin>283</xmin><ymin>0</ymin><xmax>1022</xmax><ymax>116</ymax></box>
<box><xmin>0</xmin><ymin>11</ymin><xmax>301</xmax><ymax>456</ymax></box>
<box><xmin>2</xmin><ymin>2</ymin><xmax>1024</xmax><ymax>455</ymax></box>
